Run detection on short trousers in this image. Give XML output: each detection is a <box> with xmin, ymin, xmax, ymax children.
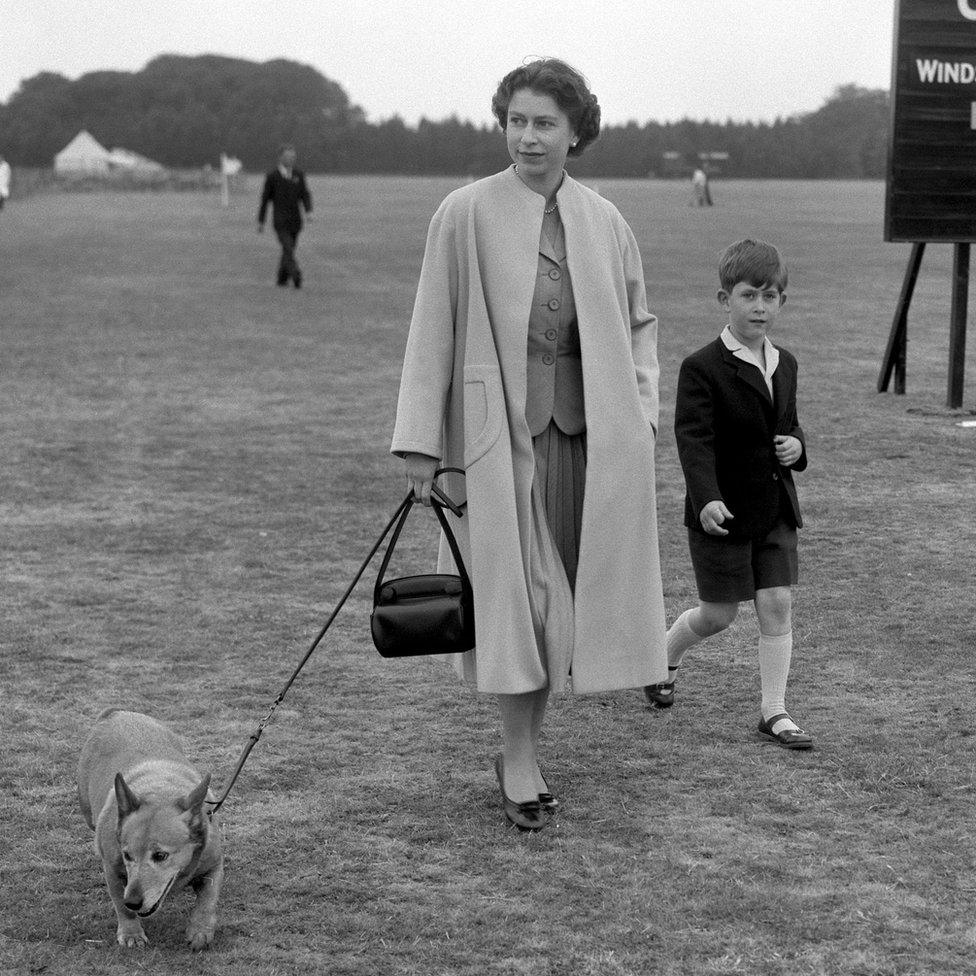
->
<box><xmin>688</xmin><ymin>517</ymin><xmax>798</xmax><ymax>603</ymax></box>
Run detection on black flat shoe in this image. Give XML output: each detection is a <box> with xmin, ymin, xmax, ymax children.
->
<box><xmin>495</xmin><ymin>755</ymin><xmax>548</xmax><ymax>832</ymax></box>
<box><xmin>538</xmin><ymin>775</ymin><xmax>559</xmax><ymax>814</ymax></box>
<box><xmin>757</xmin><ymin>713</ymin><xmax>813</xmax><ymax>750</ymax></box>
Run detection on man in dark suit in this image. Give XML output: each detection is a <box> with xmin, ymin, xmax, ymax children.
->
<box><xmin>257</xmin><ymin>145</ymin><xmax>312</xmax><ymax>288</ymax></box>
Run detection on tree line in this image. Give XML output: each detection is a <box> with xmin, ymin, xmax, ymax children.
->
<box><xmin>0</xmin><ymin>55</ymin><xmax>889</xmax><ymax>179</ymax></box>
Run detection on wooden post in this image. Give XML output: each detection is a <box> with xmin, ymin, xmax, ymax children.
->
<box><xmin>947</xmin><ymin>242</ymin><xmax>970</xmax><ymax>408</ymax></box>
<box><xmin>878</xmin><ymin>242</ymin><xmax>925</xmax><ymax>394</ymax></box>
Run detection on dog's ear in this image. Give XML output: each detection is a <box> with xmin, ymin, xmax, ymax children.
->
<box><xmin>179</xmin><ymin>772</ymin><xmax>212</xmax><ymax>816</ymax></box>
<box><xmin>114</xmin><ymin>772</ymin><xmax>141</xmax><ymax>819</ymax></box>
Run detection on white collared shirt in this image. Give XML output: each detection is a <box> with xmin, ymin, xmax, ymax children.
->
<box><xmin>721</xmin><ymin>324</ymin><xmax>779</xmax><ymax>397</ymax></box>
<box><xmin>278</xmin><ymin>165</ymin><xmax>293</xmax><ymax>179</ymax></box>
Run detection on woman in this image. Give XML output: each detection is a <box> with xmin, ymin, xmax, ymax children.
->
<box><xmin>392</xmin><ymin>58</ymin><xmax>667</xmax><ymax>831</ymax></box>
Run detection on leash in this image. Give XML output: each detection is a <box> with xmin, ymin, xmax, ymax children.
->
<box><xmin>206</xmin><ymin>470</ymin><xmax>464</xmax><ymax>817</ymax></box>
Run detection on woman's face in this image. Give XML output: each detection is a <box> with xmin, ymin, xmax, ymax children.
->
<box><xmin>505</xmin><ymin>88</ymin><xmax>577</xmax><ymax>190</ymax></box>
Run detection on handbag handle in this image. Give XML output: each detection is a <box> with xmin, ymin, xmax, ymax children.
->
<box><xmin>430</xmin><ymin>466</ymin><xmax>466</xmax><ymax>516</ymax></box>
<box><xmin>373</xmin><ymin>469</ymin><xmax>470</xmax><ymax>604</ymax></box>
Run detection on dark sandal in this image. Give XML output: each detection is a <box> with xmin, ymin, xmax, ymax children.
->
<box><xmin>757</xmin><ymin>713</ymin><xmax>813</xmax><ymax>750</ymax></box>
<box><xmin>495</xmin><ymin>755</ymin><xmax>548</xmax><ymax>832</ymax></box>
<box><xmin>644</xmin><ymin>668</ymin><xmax>677</xmax><ymax>708</ymax></box>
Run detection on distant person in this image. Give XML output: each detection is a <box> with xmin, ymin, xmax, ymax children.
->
<box><xmin>645</xmin><ymin>239</ymin><xmax>813</xmax><ymax>750</ymax></box>
<box><xmin>257</xmin><ymin>145</ymin><xmax>312</xmax><ymax>288</ymax></box>
<box><xmin>690</xmin><ymin>166</ymin><xmax>710</xmax><ymax>207</ymax></box>
<box><xmin>0</xmin><ymin>154</ymin><xmax>11</xmax><ymax>211</ymax></box>
<box><xmin>392</xmin><ymin>58</ymin><xmax>667</xmax><ymax>832</ymax></box>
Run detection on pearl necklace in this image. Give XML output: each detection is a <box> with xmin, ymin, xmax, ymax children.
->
<box><xmin>515</xmin><ymin>164</ymin><xmax>559</xmax><ymax>214</ymax></box>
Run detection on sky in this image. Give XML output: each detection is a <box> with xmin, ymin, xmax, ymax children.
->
<box><xmin>4</xmin><ymin>0</ymin><xmax>895</xmax><ymax>126</ymax></box>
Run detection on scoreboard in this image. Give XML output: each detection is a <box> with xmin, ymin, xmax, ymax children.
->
<box><xmin>885</xmin><ymin>0</ymin><xmax>976</xmax><ymax>242</ymax></box>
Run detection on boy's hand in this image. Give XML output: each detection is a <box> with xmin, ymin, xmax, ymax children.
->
<box><xmin>774</xmin><ymin>435</ymin><xmax>802</xmax><ymax>466</ymax></box>
<box><xmin>700</xmin><ymin>500</ymin><xmax>733</xmax><ymax>535</ymax></box>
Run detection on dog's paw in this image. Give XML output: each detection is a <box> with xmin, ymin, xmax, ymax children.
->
<box><xmin>186</xmin><ymin>927</ymin><xmax>214</xmax><ymax>951</ymax></box>
<box><xmin>116</xmin><ymin>925</ymin><xmax>149</xmax><ymax>948</ymax></box>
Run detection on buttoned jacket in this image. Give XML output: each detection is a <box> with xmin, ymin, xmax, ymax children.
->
<box><xmin>675</xmin><ymin>337</ymin><xmax>807</xmax><ymax>539</ymax></box>
<box><xmin>524</xmin><ymin>231</ymin><xmax>585</xmax><ymax>435</ymax></box>
<box><xmin>392</xmin><ymin>166</ymin><xmax>666</xmax><ymax>694</ymax></box>
<box><xmin>257</xmin><ymin>168</ymin><xmax>312</xmax><ymax>233</ymax></box>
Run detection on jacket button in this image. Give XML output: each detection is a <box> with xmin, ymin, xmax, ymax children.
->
<box><xmin>545</xmin><ymin>329</ymin><xmax>557</xmax><ymax>340</ymax></box>
<box><xmin>542</xmin><ymin>353</ymin><xmax>555</xmax><ymax>365</ymax></box>
<box><xmin>547</xmin><ymin>298</ymin><xmax>560</xmax><ymax>311</ymax></box>
<box><xmin>772</xmin><ymin>472</ymin><xmax>780</xmax><ymax>481</ymax></box>
<box><xmin>548</xmin><ymin>269</ymin><xmax>561</xmax><ymax>280</ymax></box>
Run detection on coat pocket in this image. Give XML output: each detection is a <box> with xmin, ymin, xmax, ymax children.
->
<box><xmin>463</xmin><ymin>364</ymin><xmax>504</xmax><ymax>467</ymax></box>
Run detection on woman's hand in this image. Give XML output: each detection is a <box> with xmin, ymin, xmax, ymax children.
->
<box><xmin>403</xmin><ymin>452</ymin><xmax>439</xmax><ymax>506</ymax></box>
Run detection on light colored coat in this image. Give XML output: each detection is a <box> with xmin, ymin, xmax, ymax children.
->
<box><xmin>391</xmin><ymin>166</ymin><xmax>667</xmax><ymax>694</ymax></box>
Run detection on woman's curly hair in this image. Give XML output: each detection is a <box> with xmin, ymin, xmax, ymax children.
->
<box><xmin>491</xmin><ymin>58</ymin><xmax>601</xmax><ymax>156</ymax></box>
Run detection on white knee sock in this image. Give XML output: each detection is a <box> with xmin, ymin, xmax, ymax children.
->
<box><xmin>759</xmin><ymin>632</ymin><xmax>797</xmax><ymax>732</ymax></box>
<box><xmin>666</xmin><ymin>608</ymin><xmax>705</xmax><ymax>672</ymax></box>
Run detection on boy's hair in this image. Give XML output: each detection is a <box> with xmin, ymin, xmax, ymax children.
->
<box><xmin>718</xmin><ymin>239</ymin><xmax>788</xmax><ymax>293</ymax></box>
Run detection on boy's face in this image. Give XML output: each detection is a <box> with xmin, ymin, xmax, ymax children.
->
<box><xmin>719</xmin><ymin>280</ymin><xmax>786</xmax><ymax>348</ymax></box>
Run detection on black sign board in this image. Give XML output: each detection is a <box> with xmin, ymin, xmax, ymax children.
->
<box><xmin>885</xmin><ymin>0</ymin><xmax>976</xmax><ymax>242</ymax></box>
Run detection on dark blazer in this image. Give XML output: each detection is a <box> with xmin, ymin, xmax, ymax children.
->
<box><xmin>258</xmin><ymin>169</ymin><xmax>312</xmax><ymax>234</ymax></box>
<box><xmin>675</xmin><ymin>336</ymin><xmax>807</xmax><ymax>539</ymax></box>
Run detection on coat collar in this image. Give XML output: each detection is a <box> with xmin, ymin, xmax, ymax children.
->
<box><xmin>717</xmin><ymin>339</ymin><xmax>774</xmax><ymax>407</ymax></box>
<box><xmin>506</xmin><ymin>164</ymin><xmax>578</xmax><ymax>209</ymax></box>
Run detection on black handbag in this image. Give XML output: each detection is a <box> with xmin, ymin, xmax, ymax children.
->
<box><xmin>370</xmin><ymin>471</ymin><xmax>474</xmax><ymax>658</ymax></box>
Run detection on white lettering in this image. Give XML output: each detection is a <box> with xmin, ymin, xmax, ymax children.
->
<box><xmin>958</xmin><ymin>0</ymin><xmax>976</xmax><ymax>22</ymax></box>
<box><xmin>915</xmin><ymin>59</ymin><xmax>976</xmax><ymax>85</ymax></box>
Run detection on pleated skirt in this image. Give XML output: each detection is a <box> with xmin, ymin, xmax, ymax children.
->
<box><xmin>532</xmin><ymin>421</ymin><xmax>587</xmax><ymax>593</ymax></box>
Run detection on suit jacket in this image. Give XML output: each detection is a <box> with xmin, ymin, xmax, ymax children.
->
<box><xmin>258</xmin><ymin>169</ymin><xmax>312</xmax><ymax>233</ymax></box>
<box><xmin>675</xmin><ymin>336</ymin><xmax>807</xmax><ymax>539</ymax></box>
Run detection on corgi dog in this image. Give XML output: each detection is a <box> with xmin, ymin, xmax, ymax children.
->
<box><xmin>77</xmin><ymin>709</ymin><xmax>224</xmax><ymax>949</ymax></box>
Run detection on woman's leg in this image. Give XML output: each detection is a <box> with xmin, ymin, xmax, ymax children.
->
<box><xmin>498</xmin><ymin>689</ymin><xmax>549</xmax><ymax>803</ymax></box>
<box><xmin>529</xmin><ymin>687</ymin><xmax>551</xmax><ymax>793</ymax></box>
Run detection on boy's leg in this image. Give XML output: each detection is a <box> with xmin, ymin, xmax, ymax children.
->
<box><xmin>669</xmin><ymin>601</ymin><xmax>739</xmax><ymax>667</ymax></box>
<box><xmin>646</xmin><ymin>601</ymin><xmax>738</xmax><ymax>707</ymax></box>
<box><xmin>754</xmin><ymin>586</ymin><xmax>807</xmax><ymax>738</ymax></box>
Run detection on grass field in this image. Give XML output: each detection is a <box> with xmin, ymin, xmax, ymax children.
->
<box><xmin>2</xmin><ymin>174</ymin><xmax>975</xmax><ymax>976</ymax></box>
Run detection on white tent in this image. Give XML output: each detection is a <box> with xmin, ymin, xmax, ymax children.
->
<box><xmin>108</xmin><ymin>147</ymin><xmax>165</xmax><ymax>172</ymax></box>
<box><xmin>53</xmin><ymin>130</ymin><xmax>112</xmax><ymax>174</ymax></box>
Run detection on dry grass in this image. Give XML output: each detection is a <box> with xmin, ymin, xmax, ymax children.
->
<box><xmin>1</xmin><ymin>175</ymin><xmax>974</xmax><ymax>976</ymax></box>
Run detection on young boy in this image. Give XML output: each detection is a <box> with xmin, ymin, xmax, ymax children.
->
<box><xmin>648</xmin><ymin>239</ymin><xmax>812</xmax><ymax>749</ymax></box>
